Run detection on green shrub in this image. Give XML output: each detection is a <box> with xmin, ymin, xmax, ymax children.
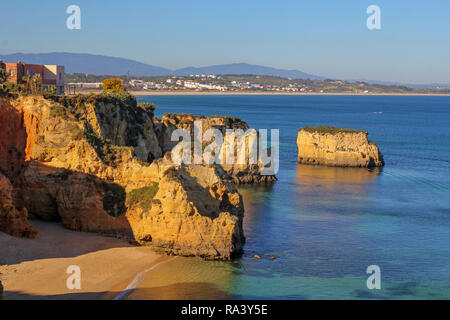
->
<box><xmin>138</xmin><ymin>102</ymin><xmax>156</xmax><ymax>112</ymax></box>
<box><xmin>83</xmin><ymin>125</ymin><xmax>119</xmax><ymax>166</ymax></box>
<box><xmin>103</xmin><ymin>78</ymin><xmax>126</xmax><ymax>92</ymax></box>
<box><xmin>126</xmin><ymin>183</ymin><xmax>159</xmax><ymax>213</ymax></box>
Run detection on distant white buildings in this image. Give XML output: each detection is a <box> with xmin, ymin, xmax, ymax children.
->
<box><xmin>123</xmin><ymin>76</ymin><xmax>314</xmax><ymax>93</ymax></box>
<box><xmin>182</xmin><ymin>80</ymin><xmax>227</xmax><ymax>91</ymax></box>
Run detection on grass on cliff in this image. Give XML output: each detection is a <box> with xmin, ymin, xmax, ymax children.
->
<box><xmin>126</xmin><ymin>183</ymin><xmax>160</xmax><ymax>214</ymax></box>
<box><xmin>45</xmin><ymin>91</ymin><xmax>142</xmax><ymax>120</ymax></box>
<box><xmin>46</xmin><ymin>92</ymin><xmax>150</xmax><ymax>166</ymax></box>
<box><xmin>301</xmin><ymin>126</ymin><xmax>367</xmax><ymax>135</ymax></box>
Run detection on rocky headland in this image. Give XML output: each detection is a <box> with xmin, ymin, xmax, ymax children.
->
<box><xmin>157</xmin><ymin>113</ymin><xmax>277</xmax><ymax>184</ymax></box>
<box><xmin>0</xmin><ymin>93</ymin><xmax>279</xmax><ymax>260</ymax></box>
<box><xmin>297</xmin><ymin>126</ymin><xmax>384</xmax><ymax>168</ymax></box>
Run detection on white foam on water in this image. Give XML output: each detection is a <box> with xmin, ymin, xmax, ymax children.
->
<box><xmin>113</xmin><ymin>256</ymin><xmax>178</xmax><ymax>300</ymax></box>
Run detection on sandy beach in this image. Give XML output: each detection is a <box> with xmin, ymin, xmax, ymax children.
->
<box><xmin>0</xmin><ymin>221</ymin><xmax>166</xmax><ymax>300</ymax></box>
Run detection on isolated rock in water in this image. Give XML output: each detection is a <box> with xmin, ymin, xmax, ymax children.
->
<box><xmin>0</xmin><ymin>95</ymin><xmax>244</xmax><ymax>259</ymax></box>
<box><xmin>0</xmin><ymin>172</ymin><xmax>38</xmax><ymax>238</ymax></box>
<box><xmin>297</xmin><ymin>126</ymin><xmax>384</xmax><ymax>168</ymax></box>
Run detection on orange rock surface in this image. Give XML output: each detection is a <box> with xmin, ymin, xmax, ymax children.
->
<box><xmin>0</xmin><ymin>95</ymin><xmax>245</xmax><ymax>259</ymax></box>
<box><xmin>297</xmin><ymin>127</ymin><xmax>384</xmax><ymax>168</ymax></box>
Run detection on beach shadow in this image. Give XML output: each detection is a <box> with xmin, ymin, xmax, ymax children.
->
<box><xmin>1</xmin><ymin>290</ymin><xmax>110</xmax><ymax>300</ymax></box>
<box><xmin>1</xmin><ymin>282</ymin><xmax>230</xmax><ymax>300</ymax></box>
<box><xmin>0</xmin><ymin>220</ymin><xmax>136</xmax><ymax>265</ymax></box>
<box><xmin>0</xmin><ymin>163</ymin><xmax>136</xmax><ymax>265</ymax></box>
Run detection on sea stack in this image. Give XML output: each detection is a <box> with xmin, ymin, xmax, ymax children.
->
<box><xmin>297</xmin><ymin>126</ymin><xmax>384</xmax><ymax>168</ymax></box>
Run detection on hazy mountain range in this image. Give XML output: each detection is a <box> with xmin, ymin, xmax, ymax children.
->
<box><xmin>1</xmin><ymin>52</ymin><xmax>448</xmax><ymax>89</ymax></box>
<box><xmin>0</xmin><ymin>52</ymin><xmax>324</xmax><ymax>80</ymax></box>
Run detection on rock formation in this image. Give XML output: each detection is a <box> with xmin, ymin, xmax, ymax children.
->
<box><xmin>0</xmin><ymin>172</ymin><xmax>37</xmax><ymax>238</ymax></box>
<box><xmin>156</xmin><ymin>113</ymin><xmax>277</xmax><ymax>184</ymax></box>
<box><xmin>0</xmin><ymin>94</ymin><xmax>246</xmax><ymax>259</ymax></box>
<box><xmin>297</xmin><ymin>126</ymin><xmax>384</xmax><ymax>167</ymax></box>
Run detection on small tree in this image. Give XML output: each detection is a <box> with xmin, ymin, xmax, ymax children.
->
<box><xmin>32</xmin><ymin>73</ymin><xmax>42</xmax><ymax>94</ymax></box>
<box><xmin>0</xmin><ymin>69</ymin><xmax>8</xmax><ymax>96</ymax></box>
<box><xmin>22</xmin><ymin>76</ymin><xmax>32</xmax><ymax>94</ymax></box>
<box><xmin>44</xmin><ymin>86</ymin><xmax>57</xmax><ymax>95</ymax></box>
<box><xmin>0</xmin><ymin>69</ymin><xmax>7</xmax><ymax>83</ymax></box>
<box><xmin>103</xmin><ymin>78</ymin><xmax>126</xmax><ymax>92</ymax></box>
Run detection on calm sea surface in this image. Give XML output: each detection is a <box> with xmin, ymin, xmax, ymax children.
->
<box><xmin>129</xmin><ymin>95</ymin><xmax>450</xmax><ymax>299</ymax></box>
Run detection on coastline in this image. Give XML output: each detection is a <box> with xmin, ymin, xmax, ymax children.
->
<box><xmin>131</xmin><ymin>91</ymin><xmax>450</xmax><ymax>96</ymax></box>
<box><xmin>0</xmin><ymin>221</ymin><xmax>165</xmax><ymax>300</ymax></box>
<box><xmin>68</xmin><ymin>90</ymin><xmax>450</xmax><ymax>97</ymax></box>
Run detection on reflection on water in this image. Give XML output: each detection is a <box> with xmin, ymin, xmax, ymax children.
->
<box><xmin>295</xmin><ymin>165</ymin><xmax>382</xmax><ymax>187</ymax></box>
<box><xmin>293</xmin><ymin>165</ymin><xmax>382</xmax><ymax>220</ymax></box>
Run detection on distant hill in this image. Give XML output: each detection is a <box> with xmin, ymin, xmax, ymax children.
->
<box><xmin>174</xmin><ymin>63</ymin><xmax>324</xmax><ymax>80</ymax></box>
<box><xmin>0</xmin><ymin>52</ymin><xmax>323</xmax><ymax>79</ymax></box>
<box><xmin>0</xmin><ymin>52</ymin><xmax>172</xmax><ymax>76</ymax></box>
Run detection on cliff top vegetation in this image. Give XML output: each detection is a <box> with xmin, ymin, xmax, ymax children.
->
<box><xmin>301</xmin><ymin>126</ymin><xmax>367</xmax><ymax>135</ymax></box>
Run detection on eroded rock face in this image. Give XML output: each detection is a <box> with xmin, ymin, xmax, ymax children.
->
<box><xmin>87</xmin><ymin>99</ymin><xmax>162</xmax><ymax>163</ymax></box>
<box><xmin>126</xmin><ymin>156</ymin><xmax>244</xmax><ymax>259</ymax></box>
<box><xmin>297</xmin><ymin>127</ymin><xmax>384</xmax><ymax>168</ymax></box>
<box><xmin>0</xmin><ymin>172</ymin><xmax>37</xmax><ymax>238</ymax></box>
<box><xmin>1</xmin><ymin>95</ymin><xmax>244</xmax><ymax>259</ymax></box>
<box><xmin>156</xmin><ymin>113</ymin><xmax>277</xmax><ymax>184</ymax></box>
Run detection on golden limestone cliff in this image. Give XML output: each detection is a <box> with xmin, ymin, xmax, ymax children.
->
<box><xmin>156</xmin><ymin>113</ymin><xmax>277</xmax><ymax>184</ymax></box>
<box><xmin>297</xmin><ymin>126</ymin><xmax>384</xmax><ymax>168</ymax></box>
<box><xmin>0</xmin><ymin>172</ymin><xmax>37</xmax><ymax>238</ymax></box>
<box><xmin>0</xmin><ymin>95</ymin><xmax>245</xmax><ymax>260</ymax></box>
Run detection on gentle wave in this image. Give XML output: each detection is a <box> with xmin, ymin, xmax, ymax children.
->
<box><xmin>113</xmin><ymin>257</ymin><xmax>178</xmax><ymax>300</ymax></box>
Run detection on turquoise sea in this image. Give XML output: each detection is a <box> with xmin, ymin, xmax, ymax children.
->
<box><xmin>130</xmin><ymin>95</ymin><xmax>450</xmax><ymax>300</ymax></box>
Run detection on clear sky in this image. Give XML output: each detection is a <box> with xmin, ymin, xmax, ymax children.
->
<box><xmin>1</xmin><ymin>0</ymin><xmax>449</xmax><ymax>83</ymax></box>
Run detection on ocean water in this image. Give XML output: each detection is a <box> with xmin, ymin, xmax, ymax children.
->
<box><xmin>129</xmin><ymin>95</ymin><xmax>450</xmax><ymax>300</ymax></box>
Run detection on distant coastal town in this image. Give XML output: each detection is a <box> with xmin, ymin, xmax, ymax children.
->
<box><xmin>1</xmin><ymin>59</ymin><xmax>449</xmax><ymax>96</ymax></box>
<box><xmin>66</xmin><ymin>74</ymin><xmax>450</xmax><ymax>95</ymax></box>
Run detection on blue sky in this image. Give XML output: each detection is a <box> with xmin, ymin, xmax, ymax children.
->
<box><xmin>1</xmin><ymin>0</ymin><xmax>449</xmax><ymax>83</ymax></box>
